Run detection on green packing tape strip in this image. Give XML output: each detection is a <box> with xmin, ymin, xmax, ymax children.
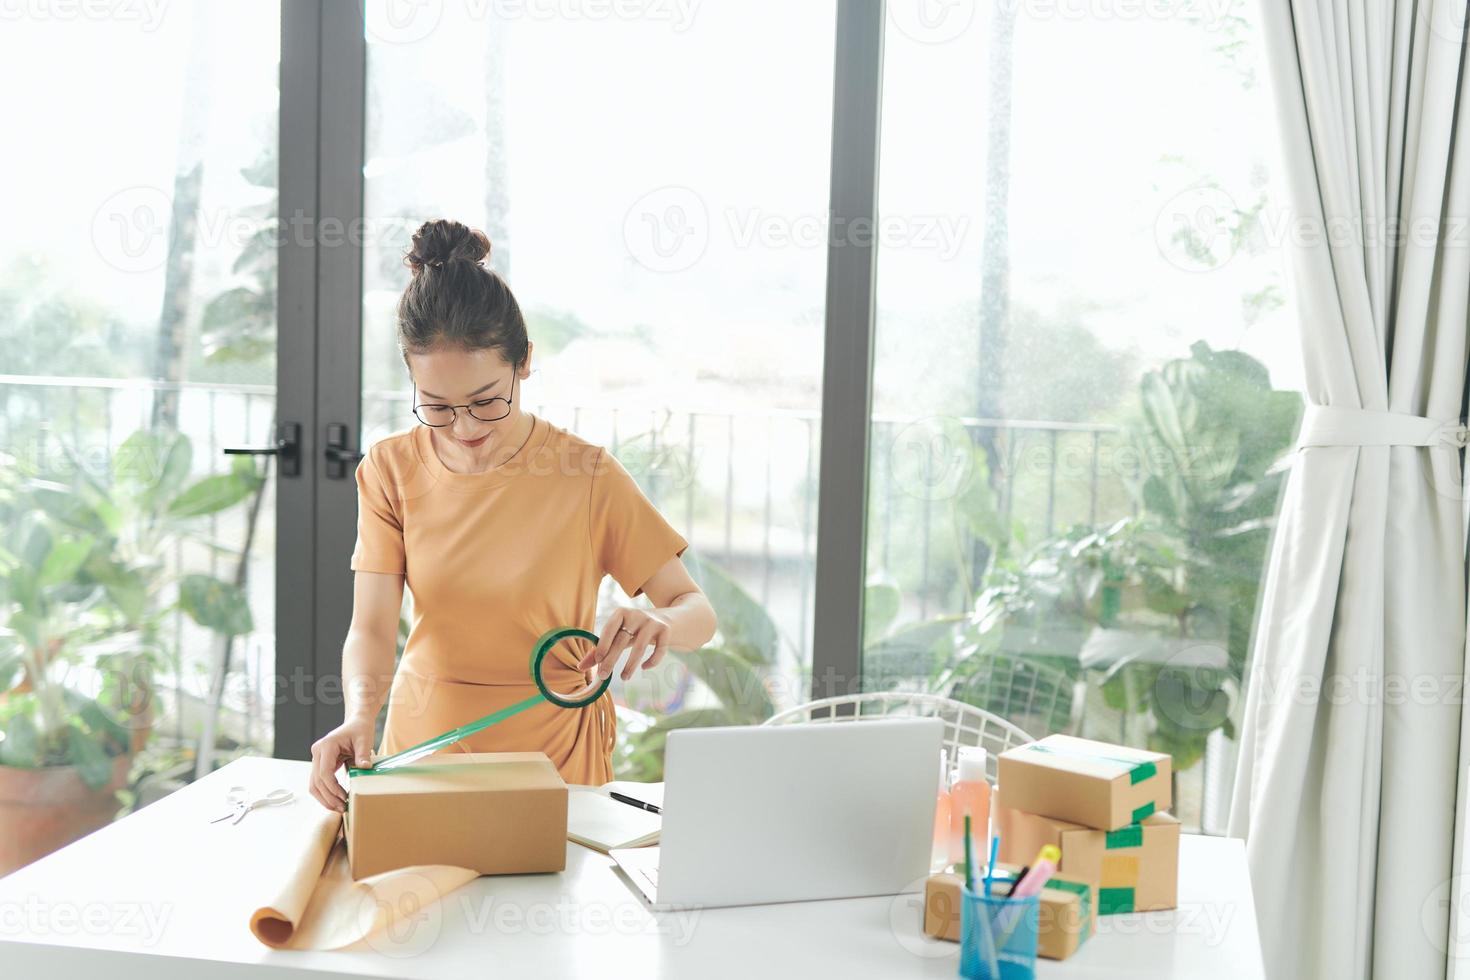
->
<box><xmin>346</xmin><ymin>627</ymin><xmax>610</xmax><ymax>778</ymax></box>
<box><xmin>1098</xmin><ymin>887</ymin><xmax>1135</xmax><ymax>915</ymax></box>
<box><xmin>1105</xmin><ymin>824</ymin><xmax>1144</xmax><ymax>849</ymax></box>
<box><xmin>1045</xmin><ymin>877</ymin><xmax>1089</xmax><ymax>898</ymax></box>
<box><xmin>1025</xmin><ymin>742</ymin><xmax>1158</xmax><ymax>785</ymax></box>
<box><xmin>1131</xmin><ymin>801</ymin><xmax>1156</xmax><ymax>822</ymax></box>
<box><xmin>1044</xmin><ymin>877</ymin><xmax>1093</xmax><ymax>943</ymax></box>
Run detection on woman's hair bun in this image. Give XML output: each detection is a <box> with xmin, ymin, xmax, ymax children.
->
<box><xmin>397</xmin><ymin>216</ymin><xmax>527</xmax><ymax>365</ymax></box>
<box><xmin>404</xmin><ymin>219</ymin><xmax>492</xmax><ymax>276</ymax></box>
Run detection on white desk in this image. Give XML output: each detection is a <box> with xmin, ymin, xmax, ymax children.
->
<box><xmin>0</xmin><ymin>756</ymin><xmax>1264</xmax><ymax>979</ymax></box>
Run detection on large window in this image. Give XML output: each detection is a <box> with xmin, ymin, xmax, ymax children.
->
<box><xmin>0</xmin><ymin>4</ymin><xmax>281</xmax><ymax>873</ymax></box>
<box><xmin>360</xmin><ymin>2</ymin><xmax>837</xmax><ymax>779</ymax></box>
<box><xmin>863</xmin><ymin>0</ymin><xmax>1300</xmax><ymax>832</ymax></box>
<box><xmin>357</xmin><ymin>2</ymin><xmax>1299</xmax><ymax>805</ymax></box>
<box><xmin>0</xmin><ymin>2</ymin><xmax>1298</xmax><ymax>852</ymax></box>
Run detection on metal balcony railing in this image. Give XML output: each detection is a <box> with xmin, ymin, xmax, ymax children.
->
<box><xmin>0</xmin><ymin>374</ymin><xmax>1133</xmax><ymax>749</ymax></box>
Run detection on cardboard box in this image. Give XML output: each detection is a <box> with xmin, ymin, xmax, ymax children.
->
<box><xmin>345</xmin><ymin>752</ymin><xmax>567</xmax><ymax>879</ymax></box>
<box><xmin>994</xmin><ymin>805</ymin><xmax>1179</xmax><ymax>914</ymax></box>
<box><xmin>922</xmin><ymin>866</ymin><xmax>1095</xmax><ymax>960</ymax></box>
<box><xmin>997</xmin><ymin>734</ymin><xmax>1171</xmax><ymax>831</ymax></box>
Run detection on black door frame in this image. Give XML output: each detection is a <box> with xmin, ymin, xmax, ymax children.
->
<box><xmin>275</xmin><ymin>0</ymin><xmax>368</xmax><ymax>757</ymax></box>
<box><xmin>273</xmin><ymin>0</ymin><xmax>885</xmax><ymax>756</ymax></box>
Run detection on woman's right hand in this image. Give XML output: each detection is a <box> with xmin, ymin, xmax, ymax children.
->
<box><xmin>310</xmin><ymin>714</ymin><xmax>377</xmax><ymax>813</ymax></box>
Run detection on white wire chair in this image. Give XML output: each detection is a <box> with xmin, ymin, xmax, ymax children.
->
<box><xmin>761</xmin><ymin>692</ymin><xmax>1035</xmax><ymax>783</ymax></box>
<box><xmin>947</xmin><ymin>653</ymin><xmax>1086</xmax><ymax>738</ymax></box>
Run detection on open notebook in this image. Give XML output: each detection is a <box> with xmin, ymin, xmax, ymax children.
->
<box><xmin>566</xmin><ymin>780</ymin><xmax>663</xmax><ymax>853</ymax></box>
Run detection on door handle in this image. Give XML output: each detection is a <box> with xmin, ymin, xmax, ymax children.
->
<box><xmin>324</xmin><ymin>423</ymin><xmax>364</xmax><ymax>479</ymax></box>
<box><xmin>223</xmin><ymin>422</ymin><xmax>301</xmax><ymax>477</ymax></box>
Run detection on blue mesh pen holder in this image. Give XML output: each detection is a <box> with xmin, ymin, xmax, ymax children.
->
<box><xmin>959</xmin><ymin>884</ymin><xmax>1040</xmax><ymax>980</ymax></box>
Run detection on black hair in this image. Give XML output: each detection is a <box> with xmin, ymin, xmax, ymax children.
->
<box><xmin>398</xmin><ymin>218</ymin><xmax>528</xmax><ymax>369</ymax></box>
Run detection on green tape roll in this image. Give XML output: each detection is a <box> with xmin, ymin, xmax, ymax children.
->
<box><xmin>346</xmin><ymin>626</ymin><xmax>610</xmax><ymax>777</ymax></box>
<box><xmin>531</xmin><ymin>627</ymin><xmax>609</xmax><ymax>707</ymax></box>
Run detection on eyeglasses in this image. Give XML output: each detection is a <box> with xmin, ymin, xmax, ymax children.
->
<box><xmin>412</xmin><ymin>369</ymin><xmax>518</xmax><ymax>427</ymax></box>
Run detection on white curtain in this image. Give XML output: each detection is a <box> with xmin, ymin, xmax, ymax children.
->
<box><xmin>1228</xmin><ymin>2</ymin><xmax>1470</xmax><ymax>979</ymax></box>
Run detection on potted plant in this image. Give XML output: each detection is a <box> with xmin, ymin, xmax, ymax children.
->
<box><xmin>0</xmin><ymin>426</ymin><xmax>262</xmax><ymax>875</ymax></box>
<box><xmin>940</xmin><ymin>343</ymin><xmax>1300</xmax><ymax>770</ymax></box>
<box><xmin>1088</xmin><ymin>342</ymin><xmax>1299</xmax><ymax>766</ymax></box>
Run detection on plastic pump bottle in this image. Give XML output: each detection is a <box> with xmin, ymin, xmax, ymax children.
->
<box><xmin>932</xmin><ymin>749</ymin><xmax>952</xmax><ymax>870</ymax></box>
<box><xmin>948</xmin><ymin>746</ymin><xmax>991</xmax><ymax>869</ymax></box>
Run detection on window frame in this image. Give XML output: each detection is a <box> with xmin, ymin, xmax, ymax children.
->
<box><xmin>277</xmin><ymin>0</ymin><xmax>886</xmax><ymax>754</ymax></box>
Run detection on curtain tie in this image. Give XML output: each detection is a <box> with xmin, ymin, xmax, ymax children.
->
<box><xmin>1296</xmin><ymin>404</ymin><xmax>1469</xmax><ymax>449</ymax></box>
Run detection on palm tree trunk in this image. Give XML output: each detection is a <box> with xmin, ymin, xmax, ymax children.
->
<box><xmin>971</xmin><ymin>0</ymin><xmax>1017</xmax><ymax>585</ymax></box>
<box><xmin>151</xmin><ymin>5</ymin><xmax>217</xmax><ymax>431</ymax></box>
<box><xmin>483</xmin><ymin>19</ymin><xmax>512</xmax><ymax>276</ymax></box>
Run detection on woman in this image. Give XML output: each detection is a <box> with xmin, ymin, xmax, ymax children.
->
<box><xmin>308</xmin><ymin>219</ymin><xmax>717</xmax><ymax>813</ymax></box>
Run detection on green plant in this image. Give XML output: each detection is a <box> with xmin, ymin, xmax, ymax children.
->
<box><xmin>950</xmin><ymin>518</ymin><xmax>1185</xmax><ymax>741</ymax></box>
<box><xmin>0</xmin><ymin>426</ymin><xmax>263</xmax><ymax>789</ymax></box>
<box><xmin>613</xmin><ymin>549</ymin><xmax>781</xmax><ymax>781</ymax></box>
<box><xmin>941</xmin><ymin>342</ymin><xmax>1300</xmax><ymax>769</ymax></box>
<box><xmin>1096</xmin><ymin>343</ymin><xmax>1297</xmax><ymax>765</ymax></box>
<box><xmin>863</xmin><ymin>574</ymin><xmax>966</xmax><ymax>692</ymax></box>
<box><xmin>198</xmin><ymin>146</ymin><xmax>276</xmax><ymax>372</ymax></box>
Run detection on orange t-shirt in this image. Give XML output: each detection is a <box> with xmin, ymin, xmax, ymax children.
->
<box><xmin>349</xmin><ymin>414</ymin><xmax>689</xmax><ymax>785</ymax></box>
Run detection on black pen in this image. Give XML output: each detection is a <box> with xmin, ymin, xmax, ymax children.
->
<box><xmin>1004</xmin><ymin>866</ymin><xmax>1030</xmax><ymax>897</ymax></box>
<box><xmin>609</xmin><ymin>791</ymin><xmax>662</xmax><ymax>815</ymax></box>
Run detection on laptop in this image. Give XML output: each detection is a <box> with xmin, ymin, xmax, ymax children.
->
<box><xmin>611</xmin><ymin>716</ymin><xmax>942</xmax><ymax>909</ymax></box>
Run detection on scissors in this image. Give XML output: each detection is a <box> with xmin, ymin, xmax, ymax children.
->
<box><xmin>210</xmin><ymin>785</ymin><xmax>295</xmax><ymax>825</ymax></box>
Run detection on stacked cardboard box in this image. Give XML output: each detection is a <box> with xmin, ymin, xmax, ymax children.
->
<box><xmin>923</xmin><ymin>864</ymin><xmax>1096</xmax><ymax>960</ymax></box>
<box><xmin>994</xmin><ymin>734</ymin><xmax>1178</xmax><ymax>915</ymax></box>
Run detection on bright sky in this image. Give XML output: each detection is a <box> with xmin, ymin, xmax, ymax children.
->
<box><xmin>0</xmin><ymin>0</ymin><xmax>1302</xmax><ymax>408</ymax></box>
<box><xmin>0</xmin><ymin>2</ymin><xmax>278</xmax><ymax>319</ymax></box>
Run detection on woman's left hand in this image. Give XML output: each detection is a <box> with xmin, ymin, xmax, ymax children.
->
<box><xmin>577</xmin><ymin>607</ymin><xmax>673</xmax><ymax>681</ymax></box>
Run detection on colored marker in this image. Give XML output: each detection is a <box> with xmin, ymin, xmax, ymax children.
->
<box><xmin>1010</xmin><ymin>845</ymin><xmax>1060</xmax><ymax>898</ymax></box>
<box><xmin>983</xmin><ymin>834</ymin><xmax>1000</xmax><ymax>897</ymax></box>
<box><xmin>997</xmin><ymin>844</ymin><xmax>1063</xmax><ymax>944</ymax></box>
<box><xmin>963</xmin><ymin>813</ymin><xmax>976</xmax><ymax>892</ymax></box>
